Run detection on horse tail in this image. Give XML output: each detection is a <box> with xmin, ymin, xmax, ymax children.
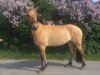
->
<box><xmin>76</xmin><ymin>50</ymin><xmax>82</xmax><ymax>63</ymax></box>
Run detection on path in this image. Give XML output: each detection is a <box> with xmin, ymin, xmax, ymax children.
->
<box><xmin>0</xmin><ymin>60</ymin><xmax>100</xmax><ymax>75</ymax></box>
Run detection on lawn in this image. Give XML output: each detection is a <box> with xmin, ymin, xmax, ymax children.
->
<box><xmin>0</xmin><ymin>49</ymin><xmax>100</xmax><ymax>61</ymax></box>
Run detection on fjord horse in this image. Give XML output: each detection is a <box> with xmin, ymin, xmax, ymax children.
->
<box><xmin>26</xmin><ymin>7</ymin><xmax>86</xmax><ymax>71</ymax></box>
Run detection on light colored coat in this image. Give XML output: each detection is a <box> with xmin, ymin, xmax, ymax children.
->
<box><xmin>32</xmin><ymin>22</ymin><xmax>82</xmax><ymax>47</ymax></box>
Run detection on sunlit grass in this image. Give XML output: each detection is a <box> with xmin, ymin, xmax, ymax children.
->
<box><xmin>0</xmin><ymin>49</ymin><xmax>100</xmax><ymax>61</ymax></box>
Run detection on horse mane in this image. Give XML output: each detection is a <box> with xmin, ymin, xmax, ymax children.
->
<box><xmin>37</xmin><ymin>15</ymin><xmax>47</xmax><ymax>24</ymax></box>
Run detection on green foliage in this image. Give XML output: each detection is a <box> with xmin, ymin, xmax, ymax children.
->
<box><xmin>0</xmin><ymin>15</ymin><xmax>32</xmax><ymax>50</ymax></box>
<box><xmin>0</xmin><ymin>0</ymin><xmax>100</xmax><ymax>56</ymax></box>
<box><xmin>34</xmin><ymin>0</ymin><xmax>55</xmax><ymax>20</ymax></box>
<box><xmin>83</xmin><ymin>22</ymin><xmax>100</xmax><ymax>54</ymax></box>
<box><xmin>0</xmin><ymin>14</ymin><xmax>16</xmax><ymax>49</ymax></box>
<box><xmin>0</xmin><ymin>0</ymin><xmax>55</xmax><ymax>50</ymax></box>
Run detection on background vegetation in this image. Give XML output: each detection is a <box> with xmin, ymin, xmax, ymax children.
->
<box><xmin>0</xmin><ymin>0</ymin><xmax>100</xmax><ymax>59</ymax></box>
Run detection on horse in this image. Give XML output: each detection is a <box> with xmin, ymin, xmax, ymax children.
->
<box><xmin>25</xmin><ymin>7</ymin><xmax>86</xmax><ymax>71</ymax></box>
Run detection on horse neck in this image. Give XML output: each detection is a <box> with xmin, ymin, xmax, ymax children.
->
<box><xmin>34</xmin><ymin>21</ymin><xmax>43</xmax><ymax>26</ymax></box>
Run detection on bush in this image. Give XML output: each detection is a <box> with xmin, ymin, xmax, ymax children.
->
<box><xmin>0</xmin><ymin>0</ymin><xmax>54</xmax><ymax>50</ymax></box>
<box><xmin>0</xmin><ymin>0</ymin><xmax>100</xmax><ymax>55</ymax></box>
<box><xmin>55</xmin><ymin>0</ymin><xmax>100</xmax><ymax>54</ymax></box>
<box><xmin>0</xmin><ymin>0</ymin><xmax>34</xmax><ymax>50</ymax></box>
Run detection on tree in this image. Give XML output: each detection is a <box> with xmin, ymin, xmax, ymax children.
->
<box><xmin>64</xmin><ymin>0</ymin><xmax>100</xmax><ymax>54</ymax></box>
<box><xmin>0</xmin><ymin>0</ymin><xmax>34</xmax><ymax>49</ymax></box>
<box><xmin>0</xmin><ymin>0</ymin><xmax>33</xmax><ymax>27</ymax></box>
<box><xmin>0</xmin><ymin>0</ymin><xmax>55</xmax><ymax>49</ymax></box>
<box><xmin>34</xmin><ymin>0</ymin><xmax>55</xmax><ymax>20</ymax></box>
<box><xmin>52</xmin><ymin>0</ymin><xmax>100</xmax><ymax>54</ymax></box>
<box><xmin>64</xmin><ymin>0</ymin><xmax>100</xmax><ymax>29</ymax></box>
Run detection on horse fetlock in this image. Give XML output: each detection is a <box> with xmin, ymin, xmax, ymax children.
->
<box><xmin>82</xmin><ymin>62</ymin><xmax>86</xmax><ymax>67</ymax></box>
<box><xmin>80</xmin><ymin>65</ymin><xmax>86</xmax><ymax>70</ymax></box>
<box><xmin>40</xmin><ymin>64</ymin><xmax>47</xmax><ymax>71</ymax></box>
<box><xmin>68</xmin><ymin>61</ymin><xmax>72</xmax><ymax>66</ymax></box>
<box><xmin>79</xmin><ymin>62</ymin><xmax>86</xmax><ymax>70</ymax></box>
<box><xmin>45</xmin><ymin>63</ymin><xmax>47</xmax><ymax>67</ymax></box>
<box><xmin>65</xmin><ymin>62</ymin><xmax>72</xmax><ymax>67</ymax></box>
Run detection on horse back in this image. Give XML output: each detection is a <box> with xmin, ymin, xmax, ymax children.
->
<box><xmin>44</xmin><ymin>25</ymin><xmax>71</xmax><ymax>46</ymax></box>
<box><xmin>45</xmin><ymin>24</ymin><xmax>83</xmax><ymax>46</ymax></box>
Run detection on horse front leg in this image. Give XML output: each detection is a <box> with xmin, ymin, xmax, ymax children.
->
<box><xmin>39</xmin><ymin>45</ymin><xmax>47</xmax><ymax>71</ymax></box>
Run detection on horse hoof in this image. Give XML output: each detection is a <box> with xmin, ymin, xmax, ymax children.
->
<box><xmin>45</xmin><ymin>64</ymin><xmax>47</xmax><ymax>68</ymax></box>
<box><xmin>36</xmin><ymin>68</ymin><xmax>45</xmax><ymax>74</ymax></box>
<box><xmin>39</xmin><ymin>66</ymin><xmax>46</xmax><ymax>71</ymax></box>
<box><xmin>79</xmin><ymin>66</ymin><xmax>85</xmax><ymax>70</ymax></box>
<box><xmin>65</xmin><ymin>62</ymin><xmax>72</xmax><ymax>67</ymax></box>
<box><xmin>40</xmin><ymin>67</ymin><xmax>45</xmax><ymax>71</ymax></box>
<box><xmin>37</xmin><ymin>70</ymin><xmax>40</xmax><ymax>74</ymax></box>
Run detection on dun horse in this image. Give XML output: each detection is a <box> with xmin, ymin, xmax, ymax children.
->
<box><xmin>26</xmin><ymin>7</ymin><xmax>86</xmax><ymax>71</ymax></box>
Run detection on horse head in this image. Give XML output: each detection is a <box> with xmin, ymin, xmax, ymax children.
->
<box><xmin>25</xmin><ymin>6</ymin><xmax>38</xmax><ymax>24</ymax></box>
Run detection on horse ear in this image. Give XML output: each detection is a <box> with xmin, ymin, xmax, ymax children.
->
<box><xmin>24</xmin><ymin>5</ymin><xmax>32</xmax><ymax>12</ymax></box>
<box><xmin>33</xmin><ymin>7</ymin><xmax>39</xmax><ymax>15</ymax></box>
<box><xmin>25</xmin><ymin>5</ymin><xmax>29</xmax><ymax>11</ymax></box>
<box><xmin>35</xmin><ymin>7</ymin><xmax>38</xmax><ymax>11</ymax></box>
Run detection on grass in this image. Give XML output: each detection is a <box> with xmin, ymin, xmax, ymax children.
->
<box><xmin>0</xmin><ymin>49</ymin><xmax>39</xmax><ymax>60</ymax></box>
<box><xmin>0</xmin><ymin>48</ymin><xmax>69</xmax><ymax>60</ymax></box>
<box><xmin>85</xmin><ymin>54</ymin><xmax>100</xmax><ymax>61</ymax></box>
<box><xmin>0</xmin><ymin>48</ymin><xmax>100</xmax><ymax>61</ymax></box>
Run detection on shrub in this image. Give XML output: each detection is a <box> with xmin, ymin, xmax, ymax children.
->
<box><xmin>64</xmin><ymin>0</ymin><xmax>100</xmax><ymax>54</ymax></box>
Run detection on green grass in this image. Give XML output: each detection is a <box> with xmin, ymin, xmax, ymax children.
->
<box><xmin>0</xmin><ymin>49</ymin><xmax>100</xmax><ymax>61</ymax></box>
<box><xmin>85</xmin><ymin>54</ymin><xmax>100</xmax><ymax>61</ymax></box>
<box><xmin>0</xmin><ymin>49</ymin><xmax>69</xmax><ymax>60</ymax></box>
<box><xmin>0</xmin><ymin>50</ymin><xmax>34</xmax><ymax>59</ymax></box>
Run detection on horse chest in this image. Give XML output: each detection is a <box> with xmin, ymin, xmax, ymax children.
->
<box><xmin>33</xmin><ymin>31</ymin><xmax>47</xmax><ymax>46</ymax></box>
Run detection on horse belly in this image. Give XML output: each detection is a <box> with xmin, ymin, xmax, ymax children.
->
<box><xmin>47</xmin><ymin>33</ymin><xmax>70</xmax><ymax>46</ymax></box>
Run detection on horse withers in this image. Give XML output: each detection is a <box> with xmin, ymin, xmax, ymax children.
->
<box><xmin>25</xmin><ymin>6</ymin><xmax>86</xmax><ymax>71</ymax></box>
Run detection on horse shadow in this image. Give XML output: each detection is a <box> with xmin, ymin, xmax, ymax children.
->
<box><xmin>0</xmin><ymin>60</ymin><xmax>80</xmax><ymax>72</ymax></box>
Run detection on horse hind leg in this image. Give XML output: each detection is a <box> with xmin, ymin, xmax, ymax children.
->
<box><xmin>75</xmin><ymin>43</ymin><xmax>86</xmax><ymax>69</ymax></box>
<box><xmin>65</xmin><ymin>42</ymin><xmax>74</xmax><ymax>67</ymax></box>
